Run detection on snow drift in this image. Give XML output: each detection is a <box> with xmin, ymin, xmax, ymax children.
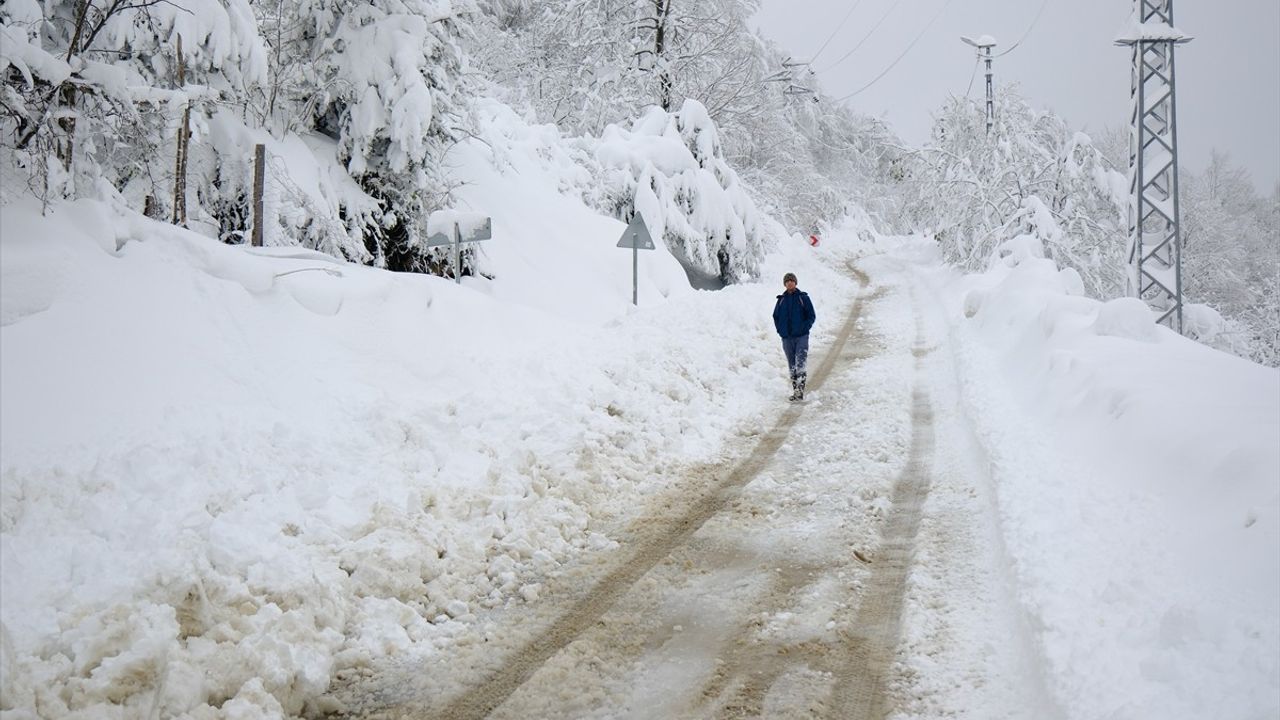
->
<box><xmin>929</xmin><ymin>234</ymin><xmax>1280</xmax><ymax>720</ymax></box>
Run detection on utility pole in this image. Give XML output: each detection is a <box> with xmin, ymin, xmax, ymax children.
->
<box><xmin>780</xmin><ymin>57</ymin><xmax>816</xmax><ymax>100</ymax></box>
<box><xmin>961</xmin><ymin>35</ymin><xmax>996</xmax><ymax>135</ymax></box>
<box><xmin>1115</xmin><ymin>1</ymin><xmax>1191</xmax><ymax>332</ymax></box>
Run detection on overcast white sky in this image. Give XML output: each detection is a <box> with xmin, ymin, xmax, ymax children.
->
<box><xmin>751</xmin><ymin>0</ymin><xmax>1280</xmax><ymax>192</ymax></box>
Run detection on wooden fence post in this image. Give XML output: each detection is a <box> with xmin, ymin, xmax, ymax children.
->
<box><xmin>252</xmin><ymin>144</ymin><xmax>265</xmax><ymax>247</ymax></box>
<box><xmin>172</xmin><ymin>34</ymin><xmax>189</xmax><ymax>227</ymax></box>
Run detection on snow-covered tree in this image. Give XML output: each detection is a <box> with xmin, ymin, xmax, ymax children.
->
<box><xmin>2</xmin><ymin>0</ymin><xmax>266</xmax><ymax>210</ymax></box>
<box><xmin>259</xmin><ymin>0</ymin><xmax>477</xmax><ymax>271</ymax></box>
<box><xmin>899</xmin><ymin>87</ymin><xmax>1128</xmax><ymax>298</ymax></box>
<box><xmin>3</xmin><ymin>0</ymin><xmax>482</xmax><ymax>275</ymax></box>
<box><xmin>594</xmin><ymin>98</ymin><xmax>772</xmax><ymax>282</ymax></box>
<box><xmin>1179</xmin><ymin>151</ymin><xmax>1280</xmax><ymax>365</ymax></box>
<box><xmin>470</xmin><ymin>0</ymin><xmax>895</xmax><ymax>270</ymax></box>
<box><xmin>473</xmin><ymin>0</ymin><xmax>769</xmax><ymax>138</ymax></box>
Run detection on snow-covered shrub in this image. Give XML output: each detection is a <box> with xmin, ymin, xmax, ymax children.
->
<box><xmin>593</xmin><ymin>99</ymin><xmax>774</xmax><ymax>283</ymax></box>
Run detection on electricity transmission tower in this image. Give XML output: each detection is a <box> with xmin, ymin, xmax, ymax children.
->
<box><xmin>1115</xmin><ymin>1</ymin><xmax>1192</xmax><ymax>332</ymax></box>
<box><xmin>778</xmin><ymin>57</ymin><xmax>816</xmax><ymax>100</ymax></box>
<box><xmin>961</xmin><ymin>35</ymin><xmax>996</xmax><ymax>135</ymax></box>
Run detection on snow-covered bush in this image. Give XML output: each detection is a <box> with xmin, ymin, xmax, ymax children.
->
<box><xmin>593</xmin><ymin>99</ymin><xmax>774</xmax><ymax>283</ymax></box>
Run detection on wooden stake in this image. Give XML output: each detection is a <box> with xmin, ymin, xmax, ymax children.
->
<box><xmin>252</xmin><ymin>144</ymin><xmax>265</xmax><ymax>247</ymax></box>
<box><xmin>172</xmin><ymin>34</ymin><xmax>189</xmax><ymax>226</ymax></box>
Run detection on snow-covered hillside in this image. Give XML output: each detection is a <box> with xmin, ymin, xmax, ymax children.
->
<box><xmin>0</xmin><ymin>102</ymin><xmax>856</xmax><ymax>716</ymax></box>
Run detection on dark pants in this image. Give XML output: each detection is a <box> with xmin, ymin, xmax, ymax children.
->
<box><xmin>782</xmin><ymin>334</ymin><xmax>809</xmax><ymax>391</ymax></box>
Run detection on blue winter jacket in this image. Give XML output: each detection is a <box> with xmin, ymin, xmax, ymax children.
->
<box><xmin>773</xmin><ymin>290</ymin><xmax>816</xmax><ymax>339</ymax></box>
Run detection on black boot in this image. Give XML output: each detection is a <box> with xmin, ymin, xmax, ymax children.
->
<box><xmin>789</xmin><ymin>375</ymin><xmax>800</xmax><ymax>401</ymax></box>
<box><xmin>796</xmin><ymin>373</ymin><xmax>807</xmax><ymax>400</ymax></box>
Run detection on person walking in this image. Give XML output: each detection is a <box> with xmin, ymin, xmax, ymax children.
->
<box><xmin>772</xmin><ymin>272</ymin><xmax>816</xmax><ymax>401</ymax></box>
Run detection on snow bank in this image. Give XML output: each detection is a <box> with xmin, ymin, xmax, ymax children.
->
<box><xmin>924</xmin><ymin>236</ymin><xmax>1279</xmax><ymax>719</ymax></box>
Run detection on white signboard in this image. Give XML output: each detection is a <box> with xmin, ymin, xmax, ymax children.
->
<box><xmin>424</xmin><ymin>210</ymin><xmax>492</xmax><ymax>283</ymax></box>
<box><xmin>425</xmin><ymin>211</ymin><xmax>492</xmax><ymax>247</ymax></box>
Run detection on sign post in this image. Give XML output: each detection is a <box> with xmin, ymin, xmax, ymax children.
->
<box><xmin>616</xmin><ymin>214</ymin><xmax>655</xmax><ymax>305</ymax></box>
<box><xmin>426</xmin><ymin>211</ymin><xmax>492</xmax><ymax>283</ymax></box>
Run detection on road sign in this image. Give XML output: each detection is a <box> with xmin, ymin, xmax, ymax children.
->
<box><xmin>425</xmin><ymin>211</ymin><xmax>491</xmax><ymax>283</ymax></box>
<box><xmin>616</xmin><ymin>215</ymin><xmax>656</xmax><ymax>250</ymax></box>
<box><xmin>617</xmin><ymin>214</ymin><xmax>656</xmax><ymax>305</ymax></box>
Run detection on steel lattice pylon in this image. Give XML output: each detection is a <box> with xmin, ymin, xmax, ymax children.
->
<box><xmin>1116</xmin><ymin>0</ymin><xmax>1192</xmax><ymax>332</ymax></box>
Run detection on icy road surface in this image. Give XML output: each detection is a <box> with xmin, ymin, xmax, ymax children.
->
<box><xmin>327</xmin><ymin>253</ymin><xmax>1059</xmax><ymax>719</ymax></box>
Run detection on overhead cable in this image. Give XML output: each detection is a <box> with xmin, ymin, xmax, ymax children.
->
<box><xmin>814</xmin><ymin>0</ymin><xmax>906</xmax><ymax>74</ymax></box>
<box><xmin>833</xmin><ymin>0</ymin><xmax>959</xmax><ymax>104</ymax></box>
<box><xmin>963</xmin><ymin>55</ymin><xmax>981</xmax><ymax>97</ymax></box>
<box><xmin>994</xmin><ymin>0</ymin><xmax>1051</xmax><ymax>57</ymax></box>
<box><xmin>808</xmin><ymin>0</ymin><xmax>868</xmax><ymax>64</ymax></box>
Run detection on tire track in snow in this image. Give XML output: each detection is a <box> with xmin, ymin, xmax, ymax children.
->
<box><xmin>427</xmin><ymin>265</ymin><xmax>878</xmax><ymax>720</ymax></box>
<box><xmin>691</xmin><ymin>559</ymin><xmax>828</xmax><ymax>719</ymax></box>
<box><xmin>827</xmin><ymin>309</ymin><xmax>935</xmax><ymax>720</ymax></box>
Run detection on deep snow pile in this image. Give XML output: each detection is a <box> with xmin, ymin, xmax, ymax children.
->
<box><xmin>0</xmin><ymin>100</ymin><xmax>853</xmax><ymax>717</ymax></box>
<box><xmin>915</xmin><ymin>234</ymin><xmax>1280</xmax><ymax>719</ymax></box>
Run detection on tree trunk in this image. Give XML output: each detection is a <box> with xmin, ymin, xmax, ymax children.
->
<box><xmin>653</xmin><ymin>0</ymin><xmax>672</xmax><ymax>111</ymax></box>
<box><xmin>55</xmin><ymin>0</ymin><xmax>92</xmax><ymax>171</ymax></box>
<box><xmin>172</xmin><ymin>34</ymin><xmax>189</xmax><ymax>226</ymax></box>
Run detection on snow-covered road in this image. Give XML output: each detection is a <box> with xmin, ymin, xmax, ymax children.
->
<box><xmin>4</xmin><ymin>206</ymin><xmax>1273</xmax><ymax>718</ymax></box>
<box><xmin>328</xmin><ymin>251</ymin><xmax>1058</xmax><ymax>719</ymax></box>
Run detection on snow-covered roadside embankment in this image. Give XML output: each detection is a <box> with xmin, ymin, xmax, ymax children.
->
<box><xmin>910</xmin><ymin>235</ymin><xmax>1279</xmax><ymax>719</ymax></box>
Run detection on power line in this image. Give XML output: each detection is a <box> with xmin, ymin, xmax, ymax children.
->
<box><xmin>993</xmin><ymin>0</ymin><xmax>1051</xmax><ymax>58</ymax></box>
<box><xmin>808</xmin><ymin>0</ymin><xmax>868</xmax><ymax>64</ymax></box>
<box><xmin>832</xmin><ymin>0</ymin><xmax>959</xmax><ymax>104</ymax></box>
<box><xmin>963</xmin><ymin>54</ymin><xmax>981</xmax><ymax>97</ymax></box>
<box><xmin>814</xmin><ymin>0</ymin><xmax>906</xmax><ymax>74</ymax></box>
